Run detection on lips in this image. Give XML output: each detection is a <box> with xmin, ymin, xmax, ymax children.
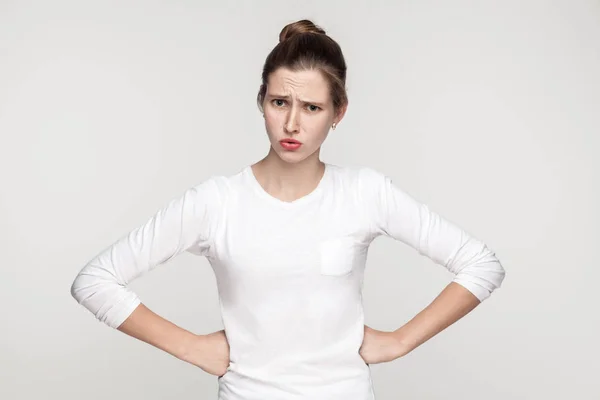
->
<box><xmin>279</xmin><ymin>139</ymin><xmax>302</xmax><ymax>151</ymax></box>
<box><xmin>280</xmin><ymin>139</ymin><xmax>302</xmax><ymax>145</ymax></box>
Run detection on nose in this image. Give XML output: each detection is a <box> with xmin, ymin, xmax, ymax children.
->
<box><xmin>284</xmin><ymin>106</ymin><xmax>300</xmax><ymax>133</ymax></box>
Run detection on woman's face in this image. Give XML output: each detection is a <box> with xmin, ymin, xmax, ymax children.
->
<box><xmin>262</xmin><ymin>67</ymin><xmax>345</xmax><ymax>164</ymax></box>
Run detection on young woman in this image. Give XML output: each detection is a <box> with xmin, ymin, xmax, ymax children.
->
<box><xmin>71</xmin><ymin>19</ymin><xmax>506</xmax><ymax>400</ymax></box>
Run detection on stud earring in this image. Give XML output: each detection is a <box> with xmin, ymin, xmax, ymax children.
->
<box><xmin>332</xmin><ymin>122</ymin><xmax>337</xmax><ymax>130</ymax></box>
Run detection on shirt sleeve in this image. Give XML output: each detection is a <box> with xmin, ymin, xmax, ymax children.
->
<box><xmin>363</xmin><ymin>168</ymin><xmax>506</xmax><ymax>302</ymax></box>
<box><xmin>70</xmin><ymin>177</ymin><xmax>222</xmax><ymax>329</ymax></box>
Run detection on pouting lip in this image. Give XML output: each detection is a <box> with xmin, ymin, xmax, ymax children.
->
<box><xmin>279</xmin><ymin>139</ymin><xmax>302</xmax><ymax>145</ymax></box>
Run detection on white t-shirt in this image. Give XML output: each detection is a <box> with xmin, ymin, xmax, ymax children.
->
<box><xmin>71</xmin><ymin>163</ymin><xmax>505</xmax><ymax>399</ymax></box>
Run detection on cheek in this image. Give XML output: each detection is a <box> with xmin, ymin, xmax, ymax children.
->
<box><xmin>264</xmin><ymin>108</ymin><xmax>281</xmax><ymax>123</ymax></box>
<box><xmin>263</xmin><ymin>115</ymin><xmax>280</xmax><ymax>137</ymax></box>
<box><xmin>310</xmin><ymin>118</ymin><xmax>333</xmax><ymax>137</ymax></box>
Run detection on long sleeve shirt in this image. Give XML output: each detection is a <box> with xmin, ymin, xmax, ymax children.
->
<box><xmin>70</xmin><ymin>163</ymin><xmax>506</xmax><ymax>400</ymax></box>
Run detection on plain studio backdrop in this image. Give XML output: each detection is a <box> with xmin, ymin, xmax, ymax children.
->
<box><xmin>1</xmin><ymin>1</ymin><xmax>598</xmax><ymax>399</ymax></box>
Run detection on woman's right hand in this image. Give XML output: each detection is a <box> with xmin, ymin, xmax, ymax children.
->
<box><xmin>181</xmin><ymin>329</ymin><xmax>230</xmax><ymax>377</ymax></box>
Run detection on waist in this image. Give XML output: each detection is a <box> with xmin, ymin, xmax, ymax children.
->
<box><xmin>218</xmin><ymin>355</ymin><xmax>374</xmax><ymax>400</ymax></box>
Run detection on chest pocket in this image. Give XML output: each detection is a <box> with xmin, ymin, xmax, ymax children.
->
<box><xmin>319</xmin><ymin>237</ymin><xmax>358</xmax><ymax>276</ymax></box>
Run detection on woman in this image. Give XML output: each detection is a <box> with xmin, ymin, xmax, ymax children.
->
<box><xmin>71</xmin><ymin>19</ymin><xmax>505</xmax><ymax>399</ymax></box>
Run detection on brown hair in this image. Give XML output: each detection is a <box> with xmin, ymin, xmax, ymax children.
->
<box><xmin>257</xmin><ymin>19</ymin><xmax>348</xmax><ymax>115</ymax></box>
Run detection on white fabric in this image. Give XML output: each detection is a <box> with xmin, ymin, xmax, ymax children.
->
<box><xmin>71</xmin><ymin>163</ymin><xmax>506</xmax><ymax>399</ymax></box>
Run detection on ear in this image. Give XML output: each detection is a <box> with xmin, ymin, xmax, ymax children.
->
<box><xmin>334</xmin><ymin>102</ymin><xmax>348</xmax><ymax>125</ymax></box>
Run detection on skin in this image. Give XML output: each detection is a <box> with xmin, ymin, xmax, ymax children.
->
<box><xmin>117</xmin><ymin>67</ymin><xmax>481</xmax><ymax>377</ymax></box>
<box><xmin>251</xmin><ymin>67</ymin><xmax>347</xmax><ymax>202</ymax></box>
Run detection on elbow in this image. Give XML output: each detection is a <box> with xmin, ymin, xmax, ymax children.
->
<box><xmin>70</xmin><ymin>272</ymin><xmax>88</xmax><ymax>305</ymax></box>
<box><xmin>70</xmin><ymin>276</ymin><xmax>79</xmax><ymax>303</ymax></box>
<box><xmin>484</xmin><ymin>250</ymin><xmax>506</xmax><ymax>290</ymax></box>
<box><xmin>496</xmin><ymin>262</ymin><xmax>507</xmax><ymax>287</ymax></box>
<box><xmin>69</xmin><ymin>261</ymin><xmax>141</xmax><ymax>329</ymax></box>
<box><xmin>452</xmin><ymin>251</ymin><xmax>506</xmax><ymax>302</ymax></box>
<box><xmin>69</xmin><ymin>261</ymin><xmax>108</xmax><ymax>318</ymax></box>
<box><xmin>70</xmin><ymin>261</ymin><xmax>99</xmax><ymax>305</ymax></box>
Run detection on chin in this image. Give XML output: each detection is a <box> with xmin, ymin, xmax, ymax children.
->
<box><xmin>277</xmin><ymin>153</ymin><xmax>306</xmax><ymax>164</ymax></box>
<box><xmin>271</xmin><ymin>147</ymin><xmax>308</xmax><ymax>164</ymax></box>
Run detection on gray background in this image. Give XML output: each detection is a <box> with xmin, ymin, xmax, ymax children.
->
<box><xmin>1</xmin><ymin>0</ymin><xmax>598</xmax><ymax>399</ymax></box>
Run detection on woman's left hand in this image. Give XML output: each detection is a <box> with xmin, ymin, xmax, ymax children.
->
<box><xmin>359</xmin><ymin>325</ymin><xmax>411</xmax><ymax>365</ymax></box>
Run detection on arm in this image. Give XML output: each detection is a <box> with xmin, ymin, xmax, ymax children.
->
<box><xmin>361</xmin><ymin>169</ymin><xmax>505</xmax><ymax>360</ymax></box>
<box><xmin>70</xmin><ymin>182</ymin><xmax>216</xmax><ymax>327</ymax></box>
<box><xmin>391</xmin><ymin>281</ymin><xmax>480</xmax><ymax>357</ymax></box>
<box><xmin>70</xmin><ymin>179</ymin><xmax>228</xmax><ymax>373</ymax></box>
<box><xmin>116</xmin><ymin>303</ymin><xmax>198</xmax><ymax>361</ymax></box>
<box><xmin>115</xmin><ymin>302</ymin><xmax>229</xmax><ymax>375</ymax></box>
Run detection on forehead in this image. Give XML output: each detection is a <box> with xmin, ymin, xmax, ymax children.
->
<box><xmin>267</xmin><ymin>68</ymin><xmax>330</xmax><ymax>99</ymax></box>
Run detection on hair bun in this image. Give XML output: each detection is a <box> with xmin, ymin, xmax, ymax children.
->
<box><xmin>279</xmin><ymin>19</ymin><xmax>326</xmax><ymax>43</ymax></box>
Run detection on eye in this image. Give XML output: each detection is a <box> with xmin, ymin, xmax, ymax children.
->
<box><xmin>307</xmin><ymin>104</ymin><xmax>320</xmax><ymax>112</ymax></box>
<box><xmin>272</xmin><ymin>99</ymin><xmax>286</xmax><ymax>107</ymax></box>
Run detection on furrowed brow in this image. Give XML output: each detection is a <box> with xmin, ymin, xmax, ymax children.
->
<box><xmin>267</xmin><ymin>93</ymin><xmax>326</xmax><ymax>106</ymax></box>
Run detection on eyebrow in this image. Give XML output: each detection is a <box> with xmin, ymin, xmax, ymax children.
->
<box><xmin>266</xmin><ymin>93</ymin><xmax>326</xmax><ymax>107</ymax></box>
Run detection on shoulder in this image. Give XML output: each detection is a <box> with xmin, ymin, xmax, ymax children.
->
<box><xmin>325</xmin><ymin>164</ymin><xmax>390</xmax><ymax>214</ymax></box>
<box><xmin>328</xmin><ymin>163</ymin><xmax>387</xmax><ymax>191</ymax></box>
<box><xmin>189</xmin><ymin>167</ymin><xmax>247</xmax><ymax>198</ymax></box>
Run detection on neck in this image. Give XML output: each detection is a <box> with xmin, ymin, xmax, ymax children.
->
<box><xmin>251</xmin><ymin>149</ymin><xmax>325</xmax><ymax>202</ymax></box>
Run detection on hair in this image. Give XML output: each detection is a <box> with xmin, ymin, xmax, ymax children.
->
<box><xmin>257</xmin><ymin>19</ymin><xmax>348</xmax><ymax>115</ymax></box>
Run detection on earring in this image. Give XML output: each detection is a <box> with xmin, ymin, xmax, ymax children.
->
<box><xmin>332</xmin><ymin>122</ymin><xmax>337</xmax><ymax>130</ymax></box>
